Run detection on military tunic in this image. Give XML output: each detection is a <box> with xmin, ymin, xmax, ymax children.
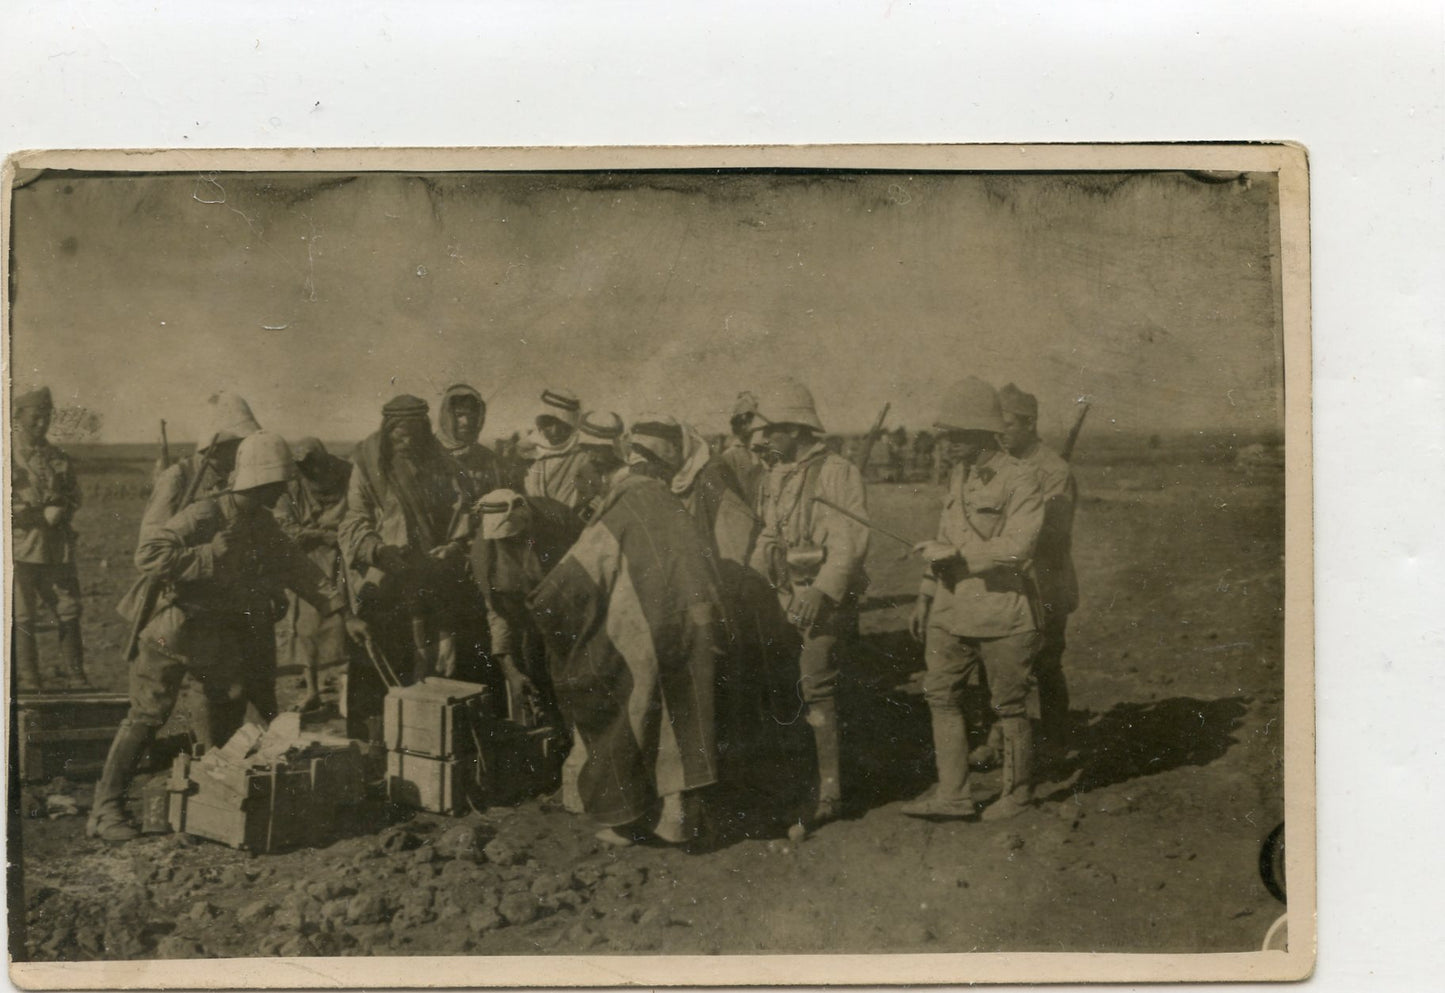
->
<box><xmin>749</xmin><ymin>442</ymin><xmax>870</xmax><ymax>703</ymax></box>
<box><xmin>121</xmin><ymin>493</ymin><xmax>344</xmax><ymax>742</ymax></box>
<box><xmin>1011</xmin><ymin>438</ymin><xmax>1079</xmax><ymax>737</ymax></box>
<box><xmin>920</xmin><ymin>450</ymin><xmax>1045</xmax><ymax>718</ymax></box>
<box><xmin>11</xmin><ymin>438</ymin><xmax>85</xmax><ymax>636</ymax></box>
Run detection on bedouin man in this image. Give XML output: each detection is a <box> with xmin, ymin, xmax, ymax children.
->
<box><xmin>903</xmin><ymin>377</ymin><xmax>1045</xmax><ymax>821</ymax></box>
<box><xmin>717</xmin><ymin>391</ymin><xmax>766</xmax><ymax>510</ymax></box>
<box><xmin>529</xmin><ymin>412</ymin><xmax>724</xmax><ymax>848</ymax></box>
<box><xmin>339</xmin><ymin>395</ymin><xmax>474</xmax><ymax>703</ymax></box>
<box><xmin>470</xmin><ymin>488</ymin><xmax>579</xmax><ymax>727</ymax></box>
<box><xmin>10</xmin><ymin>386</ymin><xmax>88</xmax><ymax>691</ymax></box>
<box><xmin>748</xmin><ymin>379</ymin><xmax>870</xmax><ymax>829</ymax></box>
<box><xmin>139</xmin><ymin>392</ymin><xmax>262</xmax><ymax>545</ymax></box>
<box><xmin>998</xmin><ymin>383</ymin><xmax>1079</xmax><ymax>756</ymax></box>
<box><xmin>89</xmin><ymin>433</ymin><xmax>363</xmax><ymax>843</ymax></box>
<box><xmin>523</xmin><ymin>388</ymin><xmax>590</xmax><ymax>514</ymax></box>
<box><xmin>275</xmin><ymin>437</ymin><xmax>353</xmax><ymax>712</ymax></box>
<box><xmin>631</xmin><ymin>414</ymin><xmax>782</xmax><ymax>782</ymax></box>
<box><xmin>437</xmin><ymin>383</ymin><xmax>505</xmax><ymax>495</ymax></box>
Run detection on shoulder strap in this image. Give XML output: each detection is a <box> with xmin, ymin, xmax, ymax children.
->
<box><xmin>796</xmin><ymin>454</ymin><xmax>830</xmax><ymax>541</ymax></box>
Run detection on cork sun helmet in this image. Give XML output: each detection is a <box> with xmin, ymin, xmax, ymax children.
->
<box><xmin>231</xmin><ymin>431</ymin><xmax>297</xmax><ymax>494</ymax></box>
<box><xmin>752</xmin><ymin>378</ymin><xmax>826</xmax><ymax>434</ymax></box>
<box><xmin>933</xmin><ymin>376</ymin><xmax>1006</xmax><ymax>435</ymax></box>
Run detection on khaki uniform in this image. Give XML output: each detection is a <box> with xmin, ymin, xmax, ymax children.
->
<box><xmin>750</xmin><ymin>442</ymin><xmax>870</xmax><ymax>703</ymax></box>
<box><xmin>119</xmin><ymin>493</ymin><xmax>345</xmax><ymax>740</ymax></box>
<box><xmin>1012</xmin><ymin>439</ymin><xmax>1078</xmax><ymax>739</ymax></box>
<box><xmin>139</xmin><ymin>454</ymin><xmax>231</xmax><ymax>545</ymax></box>
<box><xmin>91</xmin><ymin>487</ymin><xmax>345</xmax><ymax>841</ymax></box>
<box><xmin>11</xmin><ymin>437</ymin><xmax>84</xmax><ymax>683</ymax></box>
<box><xmin>920</xmin><ymin>452</ymin><xmax>1044</xmax><ymax>719</ymax></box>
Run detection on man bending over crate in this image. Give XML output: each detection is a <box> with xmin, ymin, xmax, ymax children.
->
<box><xmin>528</xmin><ymin>412</ymin><xmax>725</xmax><ymax>848</ymax></box>
<box><xmin>89</xmin><ymin>433</ymin><xmax>368</xmax><ymax>844</ymax></box>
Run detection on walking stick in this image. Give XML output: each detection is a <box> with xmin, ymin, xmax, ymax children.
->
<box><xmin>810</xmin><ymin>495</ymin><xmax>921</xmax><ymax>551</ymax></box>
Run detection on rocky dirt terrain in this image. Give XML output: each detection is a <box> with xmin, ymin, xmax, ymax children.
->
<box><xmin>11</xmin><ymin>446</ymin><xmax>1287</xmax><ymax>960</ymax></box>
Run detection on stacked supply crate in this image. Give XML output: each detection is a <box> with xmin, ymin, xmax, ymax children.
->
<box><xmin>383</xmin><ymin>677</ymin><xmax>493</xmax><ymax>815</ymax></box>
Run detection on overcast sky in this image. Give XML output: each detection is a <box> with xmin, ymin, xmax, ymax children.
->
<box><xmin>9</xmin><ymin>169</ymin><xmax>1283</xmax><ymax>447</ymax></box>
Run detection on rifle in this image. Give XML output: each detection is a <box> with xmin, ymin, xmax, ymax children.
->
<box><xmin>853</xmin><ymin>402</ymin><xmax>891</xmax><ymax>476</ymax></box>
<box><xmin>122</xmin><ymin>451</ymin><xmax>214</xmax><ymax>662</ymax></box>
<box><xmin>1061</xmin><ymin>402</ymin><xmax>1091</xmax><ymax>463</ymax></box>
<box><xmin>159</xmin><ymin>420</ymin><xmax>171</xmax><ymax>468</ymax></box>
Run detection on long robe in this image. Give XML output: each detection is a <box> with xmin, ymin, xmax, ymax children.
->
<box><xmin>275</xmin><ymin>456</ymin><xmax>352</xmax><ymax>668</ymax></box>
<box><xmin>528</xmin><ymin>474</ymin><xmax>722</xmax><ymax>827</ymax></box>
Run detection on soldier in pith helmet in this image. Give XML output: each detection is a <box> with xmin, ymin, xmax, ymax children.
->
<box><xmin>904</xmin><ymin>377</ymin><xmax>1046</xmax><ymax>822</ymax></box>
<box><xmin>747</xmin><ymin>379</ymin><xmax>870</xmax><ymax>830</ymax></box>
<box><xmin>90</xmin><ymin>432</ymin><xmax>365</xmax><ymax>843</ymax></box>
<box><xmin>138</xmin><ymin>392</ymin><xmax>262</xmax><ymax>545</ymax></box>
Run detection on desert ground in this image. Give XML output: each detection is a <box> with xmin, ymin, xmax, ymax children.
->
<box><xmin>10</xmin><ymin>436</ymin><xmax>1287</xmax><ymax>960</ymax></box>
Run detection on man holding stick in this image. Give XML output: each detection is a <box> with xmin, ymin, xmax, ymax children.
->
<box><xmin>903</xmin><ymin>377</ymin><xmax>1045</xmax><ymax>821</ymax></box>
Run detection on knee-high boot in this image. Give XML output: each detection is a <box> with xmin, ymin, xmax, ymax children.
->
<box><xmin>981</xmin><ymin>716</ymin><xmax>1034</xmax><ymax>821</ymax></box>
<box><xmin>901</xmin><ymin>707</ymin><xmax>976</xmax><ymax>818</ymax></box>
<box><xmin>87</xmin><ymin>719</ymin><xmax>155</xmax><ymax>842</ymax></box>
<box><xmin>807</xmin><ymin>700</ymin><xmax>842</xmax><ymax>826</ymax></box>
<box><xmin>13</xmin><ymin>622</ymin><xmax>42</xmax><ymax>694</ymax></box>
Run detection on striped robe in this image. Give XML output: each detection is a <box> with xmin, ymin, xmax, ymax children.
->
<box><xmin>529</xmin><ymin>473</ymin><xmax>722</xmax><ymax>827</ymax></box>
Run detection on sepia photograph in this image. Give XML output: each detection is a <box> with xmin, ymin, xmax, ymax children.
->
<box><xmin>4</xmin><ymin>144</ymin><xmax>1312</xmax><ymax>987</ymax></box>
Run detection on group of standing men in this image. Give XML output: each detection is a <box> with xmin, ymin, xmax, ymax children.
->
<box><xmin>10</xmin><ymin>374</ymin><xmax>1077</xmax><ymax>847</ymax></box>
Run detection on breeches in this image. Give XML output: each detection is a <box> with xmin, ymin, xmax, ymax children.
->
<box><xmin>792</xmin><ymin>591</ymin><xmax>858</xmax><ymax>705</ymax></box>
<box><xmin>923</xmin><ymin>627</ymin><xmax>1042</xmax><ymax>719</ymax></box>
<box><xmin>13</xmin><ymin>562</ymin><xmax>83</xmax><ymax>626</ymax></box>
<box><xmin>128</xmin><ymin>617</ymin><xmax>277</xmax><ymax>732</ymax></box>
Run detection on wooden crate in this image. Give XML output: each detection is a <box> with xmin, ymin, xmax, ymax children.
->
<box><xmin>166</xmin><ymin>746</ymin><xmax>368</xmax><ymax>852</ymax></box>
<box><xmin>16</xmin><ymin>693</ymin><xmax>130</xmax><ymax>783</ymax></box>
<box><xmin>14</xmin><ymin>694</ymin><xmax>193</xmax><ymax>783</ymax></box>
<box><xmin>382</xmin><ymin>677</ymin><xmax>493</xmax><ymax>759</ymax></box>
<box><xmin>490</xmin><ymin>723</ymin><xmax>568</xmax><ymax>803</ymax></box>
<box><xmin>385</xmin><ymin>749</ymin><xmax>476</xmax><ymax>815</ymax></box>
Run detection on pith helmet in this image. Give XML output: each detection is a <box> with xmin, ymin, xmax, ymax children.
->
<box><xmin>754</xmin><ymin>378</ymin><xmax>825</xmax><ymax>434</ymax></box>
<box><xmin>935</xmin><ymin>377</ymin><xmax>1005</xmax><ymax>434</ymax></box>
<box><xmin>231</xmin><ymin>432</ymin><xmax>296</xmax><ymax>491</ymax></box>
<box><xmin>201</xmin><ymin>392</ymin><xmax>262</xmax><ymax>450</ymax></box>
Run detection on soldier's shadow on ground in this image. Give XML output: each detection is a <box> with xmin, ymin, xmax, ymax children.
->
<box><xmin>836</xmin><ymin>627</ymin><xmax>1254</xmax><ymax>816</ymax></box>
<box><xmin>1038</xmin><ymin>694</ymin><xmax>1252</xmax><ymax>802</ymax></box>
<box><xmin>844</xmin><ymin>628</ymin><xmax>936</xmax><ymax>811</ymax></box>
